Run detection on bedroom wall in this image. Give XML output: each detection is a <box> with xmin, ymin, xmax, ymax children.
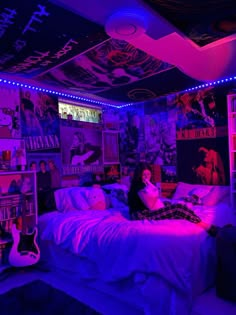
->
<box><xmin>0</xmin><ymin>83</ymin><xmax>233</xmax><ymax>197</ymax></box>
<box><xmin>0</xmin><ymin>85</ymin><xmax>120</xmax><ymax>188</ymax></box>
<box><xmin>119</xmin><ymin>85</ymin><xmax>231</xmax><ymax>197</ymax></box>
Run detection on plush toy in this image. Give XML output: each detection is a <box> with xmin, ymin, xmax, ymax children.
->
<box><xmin>86</xmin><ymin>187</ymin><xmax>106</xmax><ymax>210</ymax></box>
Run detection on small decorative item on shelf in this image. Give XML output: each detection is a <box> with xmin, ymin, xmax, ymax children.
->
<box><xmin>16</xmin><ymin>146</ymin><xmax>26</xmax><ymax>171</ymax></box>
<box><xmin>2</xmin><ymin>150</ymin><xmax>11</xmax><ymax>170</ymax></box>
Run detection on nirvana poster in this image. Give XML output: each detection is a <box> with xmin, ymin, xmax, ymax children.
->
<box><xmin>20</xmin><ymin>88</ymin><xmax>60</xmax><ymax>152</ymax></box>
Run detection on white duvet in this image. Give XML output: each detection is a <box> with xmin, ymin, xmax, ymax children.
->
<box><xmin>39</xmin><ymin>202</ymin><xmax>235</xmax><ymax>297</ymax></box>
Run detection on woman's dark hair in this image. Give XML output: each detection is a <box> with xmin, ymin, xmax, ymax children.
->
<box><xmin>39</xmin><ymin>160</ymin><xmax>46</xmax><ymax>166</ymax></box>
<box><xmin>30</xmin><ymin>161</ymin><xmax>36</xmax><ymax>167</ymax></box>
<box><xmin>130</xmin><ymin>162</ymin><xmax>153</xmax><ymax>187</ymax></box>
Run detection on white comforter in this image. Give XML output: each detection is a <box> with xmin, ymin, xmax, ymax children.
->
<box><xmin>39</xmin><ymin>202</ymin><xmax>235</xmax><ymax>297</ymax></box>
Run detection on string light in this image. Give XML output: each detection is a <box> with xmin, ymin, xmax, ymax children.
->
<box><xmin>0</xmin><ymin>77</ymin><xmax>119</xmax><ymax>108</ymax></box>
<box><xmin>1</xmin><ymin>74</ymin><xmax>236</xmax><ymax>109</ymax></box>
<box><xmin>119</xmin><ymin>75</ymin><xmax>236</xmax><ymax>108</ymax></box>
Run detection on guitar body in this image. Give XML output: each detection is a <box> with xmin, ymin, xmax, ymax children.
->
<box><xmin>9</xmin><ymin>224</ymin><xmax>40</xmax><ymax>267</ymax></box>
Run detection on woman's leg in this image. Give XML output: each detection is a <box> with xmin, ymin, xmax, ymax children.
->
<box><xmin>174</xmin><ymin>203</ymin><xmax>202</xmax><ymax>223</ymax></box>
<box><xmin>174</xmin><ymin>203</ymin><xmax>220</xmax><ymax>235</ymax></box>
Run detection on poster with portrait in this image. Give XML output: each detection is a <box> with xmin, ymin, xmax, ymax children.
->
<box><xmin>20</xmin><ymin>88</ymin><xmax>60</xmax><ymax>152</ymax></box>
<box><xmin>176</xmin><ymin>87</ymin><xmax>227</xmax><ymax>136</ymax></box>
<box><xmin>144</xmin><ymin>110</ymin><xmax>176</xmax><ymax>166</ymax></box>
<box><xmin>177</xmin><ymin>137</ymin><xmax>229</xmax><ymax>185</ymax></box>
<box><xmin>119</xmin><ymin>105</ymin><xmax>145</xmax><ymax>166</ymax></box>
<box><xmin>0</xmin><ymin>86</ymin><xmax>21</xmax><ymax>138</ymax></box>
<box><xmin>61</xmin><ymin>125</ymin><xmax>102</xmax><ymax>167</ymax></box>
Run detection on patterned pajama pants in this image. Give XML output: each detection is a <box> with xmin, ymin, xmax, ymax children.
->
<box><xmin>132</xmin><ymin>203</ymin><xmax>201</xmax><ymax>224</ymax></box>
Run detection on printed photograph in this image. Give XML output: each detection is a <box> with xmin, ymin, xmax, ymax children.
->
<box><xmin>60</xmin><ymin>126</ymin><xmax>102</xmax><ymax>166</ymax></box>
<box><xmin>177</xmin><ymin>137</ymin><xmax>229</xmax><ymax>185</ymax></box>
<box><xmin>20</xmin><ymin>88</ymin><xmax>60</xmax><ymax>152</ymax></box>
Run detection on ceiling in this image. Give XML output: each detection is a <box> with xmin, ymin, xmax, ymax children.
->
<box><xmin>1</xmin><ymin>0</ymin><xmax>236</xmax><ymax>106</ymax></box>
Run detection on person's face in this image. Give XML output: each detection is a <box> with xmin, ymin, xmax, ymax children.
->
<box><xmin>40</xmin><ymin>162</ymin><xmax>46</xmax><ymax>171</ymax></box>
<box><xmin>48</xmin><ymin>161</ymin><xmax>54</xmax><ymax>170</ymax></box>
<box><xmin>142</xmin><ymin>169</ymin><xmax>152</xmax><ymax>183</ymax></box>
<box><xmin>72</xmin><ymin>134</ymin><xmax>83</xmax><ymax>147</ymax></box>
<box><xmin>31</xmin><ymin>163</ymin><xmax>36</xmax><ymax>170</ymax></box>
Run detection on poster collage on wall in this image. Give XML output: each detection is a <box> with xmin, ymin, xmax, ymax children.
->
<box><xmin>0</xmin><ymin>85</ymin><xmax>114</xmax><ymax>180</ymax></box>
<box><xmin>0</xmin><ymin>83</ymin><xmax>231</xmax><ymax>187</ymax></box>
<box><xmin>119</xmin><ymin>85</ymin><xmax>230</xmax><ymax>186</ymax></box>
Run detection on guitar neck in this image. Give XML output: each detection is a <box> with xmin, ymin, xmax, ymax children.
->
<box><xmin>21</xmin><ymin>193</ymin><xmax>28</xmax><ymax>234</ymax></box>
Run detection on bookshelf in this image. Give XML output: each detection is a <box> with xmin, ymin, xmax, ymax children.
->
<box><xmin>227</xmin><ymin>94</ymin><xmax>236</xmax><ymax>210</ymax></box>
<box><xmin>0</xmin><ymin>170</ymin><xmax>38</xmax><ymax>271</ymax></box>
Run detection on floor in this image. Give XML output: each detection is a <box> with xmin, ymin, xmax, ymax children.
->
<box><xmin>0</xmin><ymin>265</ymin><xmax>141</xmax><ymax>315</ymax></box>
<box><xmin>0</xmin><ymin>265</ymin><xmax>236</xmax><ymax>315</ymax></box>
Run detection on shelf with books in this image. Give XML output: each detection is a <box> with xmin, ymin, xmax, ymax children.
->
<box><xmin>0</xmin><ymin>170</ymin><xmax>38</xmax><ymax>271</ymax></box>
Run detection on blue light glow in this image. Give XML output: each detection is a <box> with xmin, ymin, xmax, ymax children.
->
<box><xmin>119</xmin><ymin>75</ymin><xmax>236</xmax><ymax>108</ymax></box>
<box><xmin>0</xmin><ymin>77</ymin><xmax>118</xmax><ymax>108</ymax></box>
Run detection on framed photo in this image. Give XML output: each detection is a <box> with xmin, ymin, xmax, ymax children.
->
<box><xmin>104</xmin><ymin>164</ymin><xmax>120</xmax><ymax>183</ymax></box>
<box><xmin>103</xmin><ymin>131</ymin><xmax>119</xmax><ymax>164</ymax></box>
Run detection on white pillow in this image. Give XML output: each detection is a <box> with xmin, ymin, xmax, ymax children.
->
<box><xmin>54</xmin><ymin>187</ymin><xmax>73</xmax><ymax>211</ymax></box>
<box><xmin>172</xmin><ymin>182</ymin><xmax>195</xmax><ymax>200</ymax></box>
<box><xmin>70</xmin><ymin>189</ymin><xmax>90</xmax><ymax>211</ymax></box>
<box><xmin>201</xmin><ymin>186</ymin><xmax>230</xmax><ymax>206</ymax></box>
<box><xmin>102</xmin><ymin>183</ymin><xmax>129</xmax><ymax>192</ymax></box>
<box><xmin>173</xmin><ymin>182</ymin><xmax>213</xmax><ymax>200</ymax></box>
<box><xmin>189</xmin><ymin>186</ymin><xmax>212</xmax><ymax>198</ymax></box>
<box><xmin>54</xmin><ymin>187</ymin><xmax>90</xmax><ymax>211</ymax></box>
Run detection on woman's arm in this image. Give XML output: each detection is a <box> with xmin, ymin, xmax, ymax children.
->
<box><xmin>138</xmin><ymin>183</ymin><xmax>160</xmax><ymax>211</ymax></box>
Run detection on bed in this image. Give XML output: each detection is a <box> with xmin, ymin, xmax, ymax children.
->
<box><xmin>38</xmin><ymin>182</ymin><xmax>236</xmax><ymax>315</ymax></box>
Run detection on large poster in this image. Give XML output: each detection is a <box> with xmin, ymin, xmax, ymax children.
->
<box><xmin>177</xmin><ymin>137</ymin><xmax>229</xmax><ymax>185</ymax></box>
<box><xmin>60</xmin><ymin>125</ymin><xmax>102</xmax><ymax>166</ymax></box>
<box><xmin>20</xmin><ymin>88</ymin><xmax>60</xmax><ymax>151</ymax></box>
<box><xmin>145</xmin><ymin>109</ymin><xmax>176</xmax><ymax>165</ymax></box>
<box><xmin>0</xmin><ymin>86</ymin><xmax>20</xmax><ymax>138</ymax></box>
<box><xmin>0</xmin><ymin>0</ymin><xmax>108</xmax><ymax>77</ymax></box>
<box><xmin>119</xmin><ymin>106</ymin><xmax>145</xmax><ymax>167</ymax></box>
<box><xmin>176</xmin><ymin>87</ymin><xmax>227</xmax><ymax>136</ymax></box>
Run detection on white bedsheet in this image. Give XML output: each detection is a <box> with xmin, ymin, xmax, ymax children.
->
<box><xmin>39</xmin><ymin>202</ymin><xmax>235</xmax><ymax>296</ymax></box>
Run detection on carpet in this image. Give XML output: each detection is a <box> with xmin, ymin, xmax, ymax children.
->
<box><xmin>0</xmin><ymin>279</ymin><xmax>102</xmax><ymax>315</ymax></box>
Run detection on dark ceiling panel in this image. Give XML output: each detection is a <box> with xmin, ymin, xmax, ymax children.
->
<box><xmin>0</xmin><ymin>0</ymin><xmax>108</xmax><ymax>77</ymax></box>
<box><xmin>96</xmin><ymin>67</ymin><xmax>202</xmax><ymax>103</ymax></box>
<box><xmin>144</xmin><ymin>0</ymin><xmax>236</xmax><ymax>46</ymax></box>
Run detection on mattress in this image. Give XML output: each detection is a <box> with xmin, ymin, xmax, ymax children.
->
<box><xmin>38</xmin><ymin>203</ymin><xmax>236</xmax><ymax>315</ymax></box>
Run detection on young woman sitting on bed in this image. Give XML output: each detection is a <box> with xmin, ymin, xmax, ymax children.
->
<box><xmin>128</xmin><ymin>162</ymin><xmax>219</xmax><ymax>236</ymax></box>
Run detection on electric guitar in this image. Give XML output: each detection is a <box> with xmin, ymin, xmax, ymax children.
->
<box><xmin>9</xmin><ymin>194</ymin><xmax>40</xmax><ymax>267</ymax></box>
<box><xmin>71</xmin><ymin>150</ymin><xmax>94</xmax><ymax>165</ymax></box>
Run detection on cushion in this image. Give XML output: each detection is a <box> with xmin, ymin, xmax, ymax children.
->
<box><xmin>102</xmin><ymin>185</ymin><xmax>128</xmax><ymax>209</ymax></box>
<box><xmin>54</xmin><ymin>187</ymin><xmax>73</xmax><ymax>211</ymax></box>
<box><xmin>54</xmin><ymin>187</ymin><xmax>90</xmax><ymax>212</ymax></box>
<box><xmin>69</xmin><ymin>188</ymin><xmax>90</xmax><ymax>211</ymax></box>
<box><xmin>172</xmin><ymin>182</ymin><xmax>213</xmax><ymax>200</ymax></box>
<box><xmin>202</xmin><ymin>186</ymin><xmax>230</xmax><ymax>206</ymax></box>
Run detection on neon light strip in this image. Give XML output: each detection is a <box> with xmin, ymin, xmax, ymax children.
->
<box><xmin>119</xmin><ymin>75</ymin><xmax>236</xmax><ymax>108</ymax></box>
<box><xmin>1</xmin><ymin>75</ymin><xmax>235</xmax><ymax>109</ymax></box>
<box><xmin>0</xmin><ymin>78</ymin><xmax>118</xmax><ymax>108</ymax></box>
